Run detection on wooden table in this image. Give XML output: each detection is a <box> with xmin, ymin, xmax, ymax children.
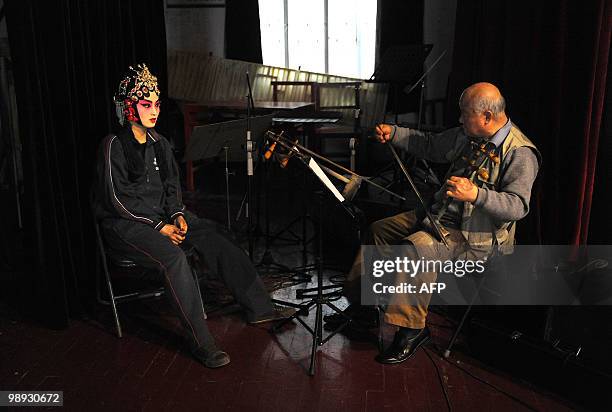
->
<box><xmin>182</xmin><ymin>100</ymin><xmax>315</xmax><ymax>191</ymax></box>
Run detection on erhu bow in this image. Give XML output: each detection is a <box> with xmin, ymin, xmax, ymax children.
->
<box><xmin>385</xmin><ymin>142</ymin><xmax>451</xmax><ymax>249</ymax></box>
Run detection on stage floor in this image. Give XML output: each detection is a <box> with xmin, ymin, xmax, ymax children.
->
<box><xmin>0</xmin><ymin>168</ymin><xmax>578</xmax><ymax>411</ymax></box>
<box><xmin>0</xmin><ymin>287</ymin><xmax>574</xmax><ymax>411</ymax></box>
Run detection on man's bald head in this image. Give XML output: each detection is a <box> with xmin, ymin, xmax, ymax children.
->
<box><xmin>458</xmin><ymin>82</ymin><xmax>509</xmax><ymax>138</ymax></box>
<box><xmin>459</xmin><ymin>82</ymin><xmax>506</xmax><ymax>118</ymax></box>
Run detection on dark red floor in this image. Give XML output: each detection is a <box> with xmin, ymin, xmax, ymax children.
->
<box><xmin>0</xmin><ymin>186</ymin><xmax>579</xmax><ymax>411</ymax></box>
<box><xmin>1</xmin><ymin>288</ymin><xmax>576</xmax><ymax>412</ymax></box>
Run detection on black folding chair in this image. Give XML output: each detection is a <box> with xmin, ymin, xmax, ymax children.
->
<box><xmin>443</xmin><ymin>227</ymin><xmax>516</xmax><ymax>358</ymax></box>
<box><xmin>94</xmin><ymin>218</ymin><xmax>205</xmax><ymax>338</ymax></box>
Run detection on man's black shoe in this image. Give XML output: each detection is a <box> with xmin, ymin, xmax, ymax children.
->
<box><xmin>375</xmin><ymin>327</ymin><xmax>431</xmax><ymax>364</ymax></box>
<box><xmin>323</xmin><ymin>305</ymin><xmax>378</xmax><ymax>329</ymax></box>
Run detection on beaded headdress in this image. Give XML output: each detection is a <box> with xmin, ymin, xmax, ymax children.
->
<box><xmin>114</xmin><ymin>63</ymin><xmax>160</xmax><ymax>126</ymax></box>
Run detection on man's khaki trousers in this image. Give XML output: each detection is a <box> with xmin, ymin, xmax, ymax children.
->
<box><xmin>345</xmin><ymin>210</ymin><xmax>467</xmax><ymax>329</ymax></box>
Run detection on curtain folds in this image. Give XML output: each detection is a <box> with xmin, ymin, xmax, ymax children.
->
<box><xmin>5</xmin><ymin>0</ymin><xmax>167</xmax><ymax>327</ymax></box>
<box><xmin>571</xmin><ymin>1</ymin><xmax>610</xmax><ymax>245</ymax></box>
<box><xmin>448</xmin><ymin>0</ymin><xmax>610</xmax><ymax>245</ymax></box>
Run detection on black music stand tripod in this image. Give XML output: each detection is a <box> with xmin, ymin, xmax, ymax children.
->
<box><xmin>270</xmin><ymin>152</ymin><xmax>361</xmax><ymax>376</ymax></box>
<box><xmin>259</xmin><ymin>131</ymin><xmax>316</xmax><ymax>282</ymax></box>
<box><xmin>265</xmin><ymin>130</ymin><xmax>318</xmax><ymax>275</ymax></box>
<box><xmin>257</xmin><ymin>140</ymin><xmax>310</xmax><ymax>279</ymax></box>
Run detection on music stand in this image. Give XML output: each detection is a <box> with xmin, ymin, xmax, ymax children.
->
<box><xmin>186</xmin><ymin>114</ymin><xmax>273</xmax><ymax>162</ymax></box>
<box><xmin>370</xmin><ymin>44</ymin><xmax>432</xmax><ymax>80</ymax></box>
<box><xmin>185</xmin><ymin>114</ymin><xmax>273</xmax><ymax>235</ymax></box>
<box><xmin>368</xmin><ymin>44</ymin><xmax>432</xmax><ymax>122</ymax></box>
<box><xmin>368</xmin><ymin>44</ymin><xmax>442</xmax><ymax>197</ymax></box>
<box><xmin>270</xmin><ymin>151</ymin><xmax>362</xmax><ymax>376</ymax></box>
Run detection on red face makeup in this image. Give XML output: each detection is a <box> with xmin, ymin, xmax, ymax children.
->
<box><xmin>135</xmin><ymin>92</ymin><xmax>161</xmax><ymax>128</ymax></box>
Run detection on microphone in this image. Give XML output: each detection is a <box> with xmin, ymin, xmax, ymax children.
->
<box><xmin>279</xmin><ymin>153</ymin><xmax>291</xmax><ymax>168</ymax></box>
<box><xmin>264</xmin><ymin>141</ymin><xmax>277</xmax><ymax>160</ymax></box>
<box><xmin>279</xmin><ymin>138</ymin><xmax>300</xmax><ymax>168</ymax></box>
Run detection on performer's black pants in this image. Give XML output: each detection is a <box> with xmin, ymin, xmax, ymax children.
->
<box><xmin>101</xmin><ymin>211</ymin><xmax>274</xmax><ymax>351</ymax></box>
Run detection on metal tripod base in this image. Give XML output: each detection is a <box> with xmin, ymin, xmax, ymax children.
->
<box><xmin>271</xmin><ymin>293</ymin><xmax>353</xmax><ymax>376</ymax></box>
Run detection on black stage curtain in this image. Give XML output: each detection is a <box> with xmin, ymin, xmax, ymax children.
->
<box><xmin>5</xmin><ymin>0</ymin><xmax>167</xmax><ymax>328</ymax></box>
<box><xmin>588</xmin><ymin>78</ymin><xmax>611</xmax><ymax>245</ymax></box>
<box><xmin>376</xmin><ymin>0</ymin><xmax>424</xmax><ymax>114</ymax></box>
<box><xmin>225</xmin><ymin>0</ymin><xmax>262</xmax><ymax>63</ymax></box>
<box><xmin>447</xmin><ymin>0</ymin><xmax>610</xmax><ymax>245</ymax></box>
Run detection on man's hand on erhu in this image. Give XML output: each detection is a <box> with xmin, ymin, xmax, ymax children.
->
<box><xmin>446</xmin><ymin>176</ymin><xmax>478</xmax><ymax>203</ymax></box>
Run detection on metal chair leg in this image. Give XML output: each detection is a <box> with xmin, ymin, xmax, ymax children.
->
<box><xmin>99</xmin><ymin>246</ymin><xmax>123</xmax><ymax>338</ymax></box>
<box><xmin>95</xmin><ymin>222</ymin><xmax>123</xmax><ymax>338</ymax></box>
<box><xmin>444</xmin><ymin>275</ymin><xmax>486</xmax><ymax>358</ymax></box>
<box><xmin>377</xmin><ymin>305</ymin><xmax>384</xmax><ymax>353</ymax></box>
<box><xmin>104</xmin><ymin>271</ymin><xmax>123</xmax><ymax>338</ymax></box>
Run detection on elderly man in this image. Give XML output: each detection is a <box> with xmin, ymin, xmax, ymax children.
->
<box><xmin>325</xmin><ymin>82</ymin><xmax>540</xmax><ymax>364</ymax></box>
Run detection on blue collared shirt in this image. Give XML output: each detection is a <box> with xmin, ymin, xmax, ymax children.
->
<box><xmin>489</xmin><ymin>118</ymin><xmax>512</xmax><ymax>148</ymax></box>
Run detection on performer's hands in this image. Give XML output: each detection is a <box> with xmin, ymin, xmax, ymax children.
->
<box><xmin>160</xmin><ymin>223</ymin><xmax>185</xmax><ymax>245</ymax></box>
<box><xmin>446</xmin><ymin>176</ymin><xmax>478</xmax><ymax>203</ymax></box>
<box><xmin>375</xmin><ymin>124</ymin><xmax>394</xmax><ymax>143</ymax></box>
<box><xmin>174</xmin><ymin>215</ymin><xmax>188</xmax><ymax>236</ymax></box>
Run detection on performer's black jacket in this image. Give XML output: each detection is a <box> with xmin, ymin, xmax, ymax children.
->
<box><xmin>95</xmin><ymin>127</ymin><xmax>185</xmax><ymax>230</ymax></box>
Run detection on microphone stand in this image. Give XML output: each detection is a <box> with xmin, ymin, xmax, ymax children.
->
<box><xmin>258</xmin><ymin>132</ymin><xmax>301</xmax><ymax>275</ymax></box>
<box><xmin>408</xmin><ymin>51</ymin><xmax>446</xmax><ymax>186</ymax></box>
<box><xmin>223</xmin><ymin>145</ymin><xmax>233</xmax><ymax>231</ymax></box>
<box><xmin>245</xmin><ymin>72</ymin><xmax>256</xmax><ymax>259</ymax></box>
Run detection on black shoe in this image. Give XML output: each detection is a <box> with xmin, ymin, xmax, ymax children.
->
<box><xmin>375</xmin><ymin>327</ymin><xmax>431</xmax><ymax>364</ymax></box>
<box><xmin>323</xmin><ymin>305</ymin><xmax>379</xmax><ymax>329</ymax></box>
<box><xmin>192</xmin><ymin>347</ymin><xmax>231</xmax><ymax>368</ymax></box>
<box><xmin>248</xmin><ymin>306</ymin><xmax>297</xmax><ymax>325</ymax></box>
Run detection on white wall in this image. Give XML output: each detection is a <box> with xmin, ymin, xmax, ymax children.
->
<box><xmin>164</xmin><ymin>1</ymin><xmax>225</xmax><ymax>56</ymax></box>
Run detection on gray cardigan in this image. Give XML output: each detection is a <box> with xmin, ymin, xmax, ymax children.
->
<box><xmin>390</xmin><ymin>125</ymin><xmax>540</xmax><ymax>252</ymax></box>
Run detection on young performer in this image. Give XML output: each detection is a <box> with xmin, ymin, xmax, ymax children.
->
<box><xmin>95</xmin><ymin>64</ymin><xmax>293</xmax><ymax>368</ymax></box>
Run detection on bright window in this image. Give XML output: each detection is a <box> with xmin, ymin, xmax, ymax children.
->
<box><xmin>258</xmin><ymin>0</ymin><xmax>285</xmax><ymax>68</ymax></box>
<box><xmin>259</xmin><ymin>0</ymin><xmax>377</xmax><ymax>79</ymax></box>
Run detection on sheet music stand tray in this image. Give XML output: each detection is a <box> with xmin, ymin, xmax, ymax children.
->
<box><xmin>367</xmin><ymin>44</ymin><xmax>433</xmax><ymax>120</ymax></box>
<box><xmin>369</xmin><ymin>44</ymin><xmax>433</xmax><ymax>83</ymax></box>
<box><xmin>185</xmin><ymin>114</ymin><xmax>273</xmax><ymax>232</ymax></box>
<box><xmin>185</xmin><ymin>114</ymin><xmax>274</xmax><ymax>163</ymax></box>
